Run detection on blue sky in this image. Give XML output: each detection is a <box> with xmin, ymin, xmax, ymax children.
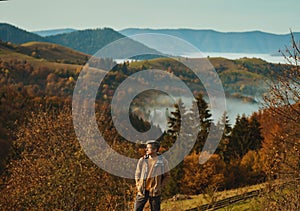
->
<box><xmin>0</xmin><ymin>0</ymin><xmax>299</xmax><ymax>34</ymax></box>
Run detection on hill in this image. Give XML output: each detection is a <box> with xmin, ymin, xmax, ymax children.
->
<box><xmin>18</xmin><ymin>42</ymin><xmax>90</xmax><ymax>65</ymax></box>
<box><xmin>45</xmin><ymin>27</ymin><xmax>160</xmax><ymax>56</ymax></box>
<box><xmin>0</xmin><ymin>40</ymin><xmax>90</xmax><ymax>65</ymax></box>
<box><xmin>120</xmin><ymin>28</ymin><xmax>300</xmax><ymax>54</ymax></box>
<box><xmin>2</xmin><ymin>23</ymin><xmax>300</xmax><ymax>57</ymax></box>
<box><xmin>45</xmin><ymin>28</ymin><xmax>131</xmax><ymax>55</ymax></box>
<box><xmin>0</xmin><ymin>23</ymin><xmax>47</xmax><ymax>44</ymax></box>
<box><xmin>0</xmin><ymin>23</ymin><xmax>160</xmax><ymax>57</ymax></box>
<box><xmin>0</xmin><ymin>34</ymin><xmax>289</xmax><ymax>100</ymax></box>
<box><xmin>127</xmin><ymin>56</ymin><xmax>287</xmax><ymax>100</ymax></box>
<box><xmin>0</xmin><ymin>23</ymin><xmax>126</xmax><ymax>55</ymax></box>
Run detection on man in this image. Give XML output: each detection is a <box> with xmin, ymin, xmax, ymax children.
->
<box><xmin>134</xmin><ymin>140</ymin><xmax>170</xmax><ymax>211</ymax></box>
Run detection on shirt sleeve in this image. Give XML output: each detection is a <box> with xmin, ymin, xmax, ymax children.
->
<box><xmin>135</xmin><ymin>158</ymin><xmax>143</xmax><ymax>185</ymax></box>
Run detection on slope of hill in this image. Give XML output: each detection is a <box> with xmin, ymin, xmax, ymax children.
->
<box><xmin>45</xmin><ymin>28</ymin><xmax>127</xmax><ymax>55</ymax></box>
<box><xmin>0</xmin><ymin>40</ymin><xmax>90</xmax><ymax>65</ymax></box>
<box><xmin>46</xmin><ymin>27</ymin><xmax>160</xmax><ymax>56</ymax></box>
<box><xmin>0</xmin><ymin>23</ymin><xmax>160</xmax><ymax>57</ymax></box>
<box><xmin>0</xmin><ymin>40</ymin><xmax>93</xmax><ymax>72</ymax></box>
<box><xmin>0</xmin><ymin>23</ymin><xmax>126</xmax><ymax>55</ymax></box>
<box><xmin>0</xmin><ymin>34</ymin><xmax>289</xmax><ymax>101</ymax></box>
<box><xmin>19</xmin><ymin>42</ymin><xmax>90</xmax><ymax>65</ymax></box>
<box><xmin>120</xmin><ymin>28</ymin><xmax>300</xmax><ymax>54</ymax></box>
<box><xmin>127</xmin><ymin>56</ymin><xmax>286</xmax><ymax>100</ymax></box>
<box><xmin>0</xmin><ymin>23</ymin><xmax>47</xmax><ymax>44</ymax></box>
<box><xmin>2</xmin><ymin>22</ymin><xmax>300</xmax><ymax>59</ymax></box>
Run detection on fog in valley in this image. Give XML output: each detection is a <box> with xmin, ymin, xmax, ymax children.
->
<box><xmin>131</xmin><ymin>93</ymin><xmax>262</xmax><ymax>131</ymax></box>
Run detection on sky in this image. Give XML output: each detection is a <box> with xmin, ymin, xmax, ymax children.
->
<box><xmin>0</xmin><ymin>0</ymin><xmax>299</xmax><ymax>34</ymax></box>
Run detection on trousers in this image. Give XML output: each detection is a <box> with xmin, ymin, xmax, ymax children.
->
<box><xmin>134</xmin><ymin>191</ymin><xmax>161</xmax><ymax>211</ymax></box>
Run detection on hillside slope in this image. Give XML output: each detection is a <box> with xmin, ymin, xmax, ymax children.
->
<box><xmin>0</xmin><ymin>23</ymin><xmax>159</xmax><ymax>57</ymax></box>
<box><xmin>0</xmin><ymin>23</ymin><xmax>46</xmax><ymax>44</ymax></box>
<box><xmin>46</xmin><ymin>28</ymin><xmax>125</xmax><ymax>55</ymax></box>
<box><xmin>0</xmin><ymin>40</ymin><xmax>90</xmax><ymax>65</ymax></box>
<box><xmin>19</xmin><ymin>42</ymin><xmax>90</xmax><ymax>65</ymax></box>
<box><xmin>46</xmin><ymin>27</ymin><xmax>161</xmax><ymax>56</ymax></box>
<box><xmin>127</xmin><ymin>57</ymin><xmax>286</xmax><ymax>100</ymax></box>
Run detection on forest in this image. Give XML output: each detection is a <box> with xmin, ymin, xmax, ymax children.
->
<box><xmin>0</xmin><ymin>34</ymin><xmax>299</xmax><ymax>210</ymax></box>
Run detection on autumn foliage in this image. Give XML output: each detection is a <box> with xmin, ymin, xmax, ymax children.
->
<box><xmin>0</xmin><ymin>38</ymin><xmax>299</xmax><ymax>210</ymax></box>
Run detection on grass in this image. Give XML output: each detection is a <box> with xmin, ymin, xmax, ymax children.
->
<box><xmin>0</xmin><ymin>44</ymin><xmax>84</xmax><ymax>70</ymax></box>
<box><xmin>161</xmin><ymin>183</ymin><xmax>265</xmax><ymax>211</ymax></box>
<box><xmin>0</xmin><ymin>41</ymin><xmax>89</xmax><ymax>66</ymax></box>
<box><xmin>215</xmin><ymin>197</ymin><xmax>262</xmax><ymax>211</ymax></box>
<box><xmin>162</xmin><ymin>194</ymin><xmax>209</xmax><ymax>210</ymax></box>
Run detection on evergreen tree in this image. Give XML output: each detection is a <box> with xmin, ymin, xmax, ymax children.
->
<box><xmin>192</xmin><ymin>93</ymin><xmax>212</xmax><ymax>153</ymax></box>
<box><xmin>224</xmin><ymin>114</ymin><xmax>263</xmax><ymax>163</ymax></box>
<box><xmin>248</xmin><ymin>113</ymin><xmax>263</xmax><ymax>150</ymax></box>
<box><xmin>121</xmin><ymin>61</ymin><xmax>128</xmax><ymax>75</ymax></box>
<box><xmin>215</xmin><ymin>112</ymin><xmax>232</xmax><ymax>160</ymax></box>
<box><xmin>163</xmin><ymin>99</ymin><xmax>187</xmax><ymax>196</ymax></box>
<box><xmin>225</xmin><ymin>115</ymin><xmax>248</xmax><ymax>161</ymax></box>
<box><xmin>166</xmin><ymin>99</ymin><xmax>185</xmax><ymax>144</ymax></box>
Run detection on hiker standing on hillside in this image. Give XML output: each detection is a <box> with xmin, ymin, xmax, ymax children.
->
<box><xmin>134</xmin><ymin>140</ymin><xmax>170</xmax><ymax>211</ymax></box>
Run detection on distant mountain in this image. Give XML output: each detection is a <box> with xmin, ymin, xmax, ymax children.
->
<box><xmin>3</xmin><ymin>23</ymin><xmax>300</xmax><ymax>57</ymax></box>
<box><xmin>0</xmin><ymin>23</ymin><xmax>47</xmax><ymax>44</ymax></box>
<box><xmin>32</xmin><ymin>28</ymin><xmax>77</xmax><ymax>37</ymax></box>
<box><xmin>45</xmin><ymin>28</ymin><xmax>126</xmax><ymax>55</ymax></box>
<box><xmin>0</xmin><ymin>23</ymin><xmax>159</xmax><ymax>57</ymax></box>
<box><xmin>120</xmin><ymin>28</ymin><xmax>300</xmax><ymax>54</ymax></box>
<box><xmin>46</xmin><ymin>28</ymin><xmax>160</xmax><ymax>56</ymax></box>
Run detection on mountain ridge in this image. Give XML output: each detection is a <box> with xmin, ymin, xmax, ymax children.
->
<box><xmin>0</xmin><ymin>23</ymin><xmax>160</xmax><ymax>56</ymax></box>
<box><xmin>2</xmin><ymin>22</ymin><xmax>300</xmax><ymax>56</ymax></box>
<box><xmin>120</xmin><ymin>28</ymin><xmax>300</xmax><ymax>54</ymax></box>
<box><xmin>0</xmin><ymin>23</ymin><xmax>47</xmax><ymax>44</ymax></box>
<box><xmin>45</xmin><ymin>27</ymin><xmax>125</xmax><ymax>55</ymax></box>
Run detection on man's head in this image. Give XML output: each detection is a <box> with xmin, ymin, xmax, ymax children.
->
<box><xmin>145</xmin><ymin>140</ymin><xmax>160</xmax><ymax>156</ymax></box>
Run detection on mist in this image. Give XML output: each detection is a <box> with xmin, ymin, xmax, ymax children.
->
<box><xmin>131</xmin><ymin>93</ymin><xmax>262</xmax><ymax>131</ymax></box>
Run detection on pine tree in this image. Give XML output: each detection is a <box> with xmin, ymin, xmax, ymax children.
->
<box><xmin>121</xmin><ymin>61</ymin><xmax>128</xmax><ymax>75</ymax></box>
<box><xmin>192</xmin><ymin>93</ymin><xmax>212</xmax><ymax>153</ymax></box>
<box><xmin>248</xmin><ymin>113</ymin><xmax>263</xmax><ymax>151</ymax></box>
<box><xmin>163</xmin><ymin>99</ymin><xmax>187</xmax><ymax>196</ymax></box>
<box><xmin>166</xmin><ymin>98</ymin><xmax>186</xmax><ymax>144</ymax></box>
<box><xmin>224</xmin><ymin>114</ymin><xmax>263</xmax><ymax>163</ymax></box>
<box><xmin>225</xmin><ymin>115</ymin><xmax>249</xmax><ymax>161</ymax></box>
<box><xmin>215</xmin><ymin>112</ymin><xmax>232</xmax><ymax>160</ymax></box>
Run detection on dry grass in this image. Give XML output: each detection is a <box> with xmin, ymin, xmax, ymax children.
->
<box><xmin>161</xmin><ymin>183</ymin><xmax>265</xmax><ymax>211</ymax></box>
